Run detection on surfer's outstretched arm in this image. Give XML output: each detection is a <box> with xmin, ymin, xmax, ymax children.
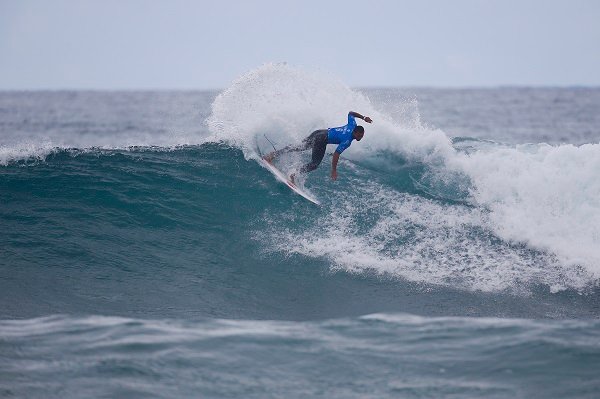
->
<box><xmin>349</xmin><ymin>111</ymin><xmax>372</xmax><ymax>123</ymax></box>
<box><xmin>331</xmin><ymin>151</ymin><xmax>340</xmax><ymax>180</ymax></box>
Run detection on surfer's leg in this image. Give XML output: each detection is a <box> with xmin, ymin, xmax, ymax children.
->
<box><xmin>299</xmin><ymin>131</ymin><xmax>328</xmax><ymax>173</ymax></box>
<box><xmin>264</xmin><ymin>130</ymin><xmax>322</xmax><ymax>162</ymax></box>
<box><xmin>265</xmin><ymin>144</ymin><xmax>304</xmax><ymax>160</ymax></box>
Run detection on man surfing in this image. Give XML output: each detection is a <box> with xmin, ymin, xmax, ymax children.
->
<box><xmin>263</xmin><ymin>111</ymin><xmax>373</xmax><ymax>183</ymax></box>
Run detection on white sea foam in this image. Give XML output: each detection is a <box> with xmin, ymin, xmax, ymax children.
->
<box><xmin>206</xmin><ymin>63</ymin><xmax>453</xmax><ymax>163</ymax></box>
<box><xmin>209</xmin><ymin>64</ymin><xmax>599</xmax><ymax>291</ymax></box>
<box><xmin>0</xmin><ymin>140</ymin><xmax>57</xmax><ymax>165</ymax></box>
<box><xmin>452</xmin><ymin>143</ymin><xmax>600</xmax><ymax>277</ymax></box>
<box><xmin>264</xmin><ymin>178</ymin><xmax>590</xmax><ymax>292</ymax></box>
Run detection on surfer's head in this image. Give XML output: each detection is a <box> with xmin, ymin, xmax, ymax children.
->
<box><xmin>353</xmin><ymin>125</ymin><xmax>365</xmax><ymax>141</ymax></box>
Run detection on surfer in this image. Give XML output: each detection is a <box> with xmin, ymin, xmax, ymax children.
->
<box><xmin>263</xmin><ymin>111</ymin><xmax>372</xmax><ymax>183</ymax></box>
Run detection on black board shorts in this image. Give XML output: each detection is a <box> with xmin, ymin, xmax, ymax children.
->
<box><xmin>300</xmin><ymin>130</ymin><xmax>328</xmax><ymax>173</ymax></box>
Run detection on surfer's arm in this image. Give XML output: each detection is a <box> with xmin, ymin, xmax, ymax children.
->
<box><xmin>349</xmin><ymin>111</ymin><xmax>372</xmax><ymax>123</ymax></box>
<box><xmin>331</xmin><ymin>151</ymin><xmax>340</xmax><ymax>180</ymax></box>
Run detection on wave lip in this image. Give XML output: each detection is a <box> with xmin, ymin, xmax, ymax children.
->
<box><xmin>0</xmin><ymin>140</ymin><xmax>57</xmax><ymax>166</ymax></box>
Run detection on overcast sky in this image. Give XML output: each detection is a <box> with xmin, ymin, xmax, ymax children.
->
<box><xmin>1</xmin><ymin>0</ymin><xmax>599</xmax><ymax>89</ymax></box>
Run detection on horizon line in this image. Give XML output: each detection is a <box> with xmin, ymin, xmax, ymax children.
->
<box><xmin>1</xmin><ymin>84</ymin><xmax>599</xmax><ymax>92</ymax></box>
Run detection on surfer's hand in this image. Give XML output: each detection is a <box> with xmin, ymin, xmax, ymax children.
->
<box><xmin>364</xmin><ymin>116</ymin><xmax>372</xmax><ymax>123</ymax></box>
<box><xmin>331</xmin><ymin>170</ymin><xmax>337</xmax><ymax>180</ymax></box>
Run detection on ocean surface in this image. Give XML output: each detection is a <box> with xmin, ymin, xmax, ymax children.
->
<box><xmin>1</xmin><ymin>64</ymin><xmax>599</xmax><ymax>398</ymax></box>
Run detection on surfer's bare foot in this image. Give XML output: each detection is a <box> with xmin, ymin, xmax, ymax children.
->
<box><xmin>263</xmin><ymin>152</ymin><xmax>274</xmax><ymax>163</ymax></box>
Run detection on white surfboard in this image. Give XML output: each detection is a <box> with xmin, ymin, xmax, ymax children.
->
<box><xmin>259</xmin><ymin>158</ymin><xmax>320</xmax><ymax>205</ymax></box>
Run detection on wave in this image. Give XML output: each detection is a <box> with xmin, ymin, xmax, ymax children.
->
<box><xmin>2</xmin><ymin>313</ymin><xmax>599</xmax><ymax>398</ymax></box>
<box><xmin>1</xmin><ymin>64</ymin><xmax>599</xmax><ymax>294</ymax></box>
<box><xmin>0</xmin><ymin>143</ymin><xmax>596</xmax><ymax>296</ymax></box>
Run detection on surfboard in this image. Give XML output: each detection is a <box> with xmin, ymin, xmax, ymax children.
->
<box><xmin>258</xmin><ymin>158</ymin><xmax>320</xmax><ymax>205</ymax></box>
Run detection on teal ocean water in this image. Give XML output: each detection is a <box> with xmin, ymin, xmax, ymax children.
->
<box><xmin>1</xmin><ymin>65</ymin><xmax>600</xmax><ymax>397</ymax></box>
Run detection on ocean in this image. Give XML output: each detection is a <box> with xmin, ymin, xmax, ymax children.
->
<box><xmin>1</xmin><ymin>64</ymin><xmax>599</xmax><ymax>398</ymax></box>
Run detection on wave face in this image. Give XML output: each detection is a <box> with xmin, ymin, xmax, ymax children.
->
<box><xmin>1</xmin><ymin>64</ymin><xmax>600</xmax><ymax>398</ymax></box>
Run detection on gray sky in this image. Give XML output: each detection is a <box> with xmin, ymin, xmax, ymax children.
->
<box><xmin>1</xmin><ymin>0</ymin><xmax>599</xmax><ymax>89</ymax></box>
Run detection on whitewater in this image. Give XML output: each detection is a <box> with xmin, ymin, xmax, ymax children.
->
<box><xmin>205</xmin><ymin>64</ymin><xmax>600</xmax><ymax>292</ymax></box>
<box><xmin>1</xmin><ymin>64</ymin><xmax>599</xmax><ymax>398</ymax></box>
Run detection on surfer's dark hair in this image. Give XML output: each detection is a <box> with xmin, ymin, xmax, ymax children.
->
<box><xmin>354</xmin><ymin>125</ymin><xmax>365</xmax><ymax>134</ymax></box>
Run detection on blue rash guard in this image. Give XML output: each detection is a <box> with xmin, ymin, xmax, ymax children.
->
<box><xmin>327</xmin><ymin>113</ymin><xmax>357</xmax><ymax>154</ymax></box>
